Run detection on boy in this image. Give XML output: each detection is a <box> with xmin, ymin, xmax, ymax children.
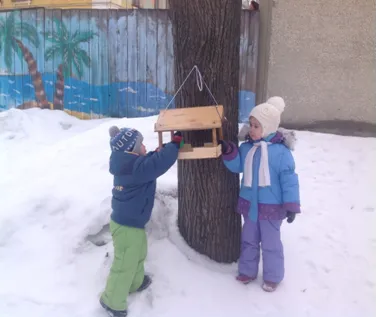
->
<box><xmin>100</xmin><ymin>126</ymin><xmax>183</xmax><ymax>317</ymax></box>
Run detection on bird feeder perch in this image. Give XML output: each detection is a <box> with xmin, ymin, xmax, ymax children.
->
<box><xmin>154</xmin><ymin>105</ymin><xmax>224</xmax><ymax>160</ymax></box>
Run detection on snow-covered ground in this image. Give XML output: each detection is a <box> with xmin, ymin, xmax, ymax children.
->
<box><xmin>0</xmin><ymin>108</ymin><xmax>375</xmax><ymax>317</ymax></box>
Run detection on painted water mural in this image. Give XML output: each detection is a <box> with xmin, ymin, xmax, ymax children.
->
<box><xmin>0</xmin><ymin>9</ymin><xmax>259</xmax><ymax>122</ymax></box>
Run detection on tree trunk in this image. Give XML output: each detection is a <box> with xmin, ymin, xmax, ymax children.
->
<box><xmin>14</xmin><ymin>38</ymin><xmax>50</xmax><ymax>109</ymax></box>
<box><xmin>53</xmin><ymin>64</ymin><xmax>65</xmax><ymax>110</ymax></box>
<box><xmin>169</xmin><ymin>0</ymin><xmax>242</xmax><ymax>263</ymax></box>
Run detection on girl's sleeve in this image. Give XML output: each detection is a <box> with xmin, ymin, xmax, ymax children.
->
<box><xmin>222</xmin><ymin>142</ymin><xmax>243</xmax><ymax>173</ymax></box>
<box><xmin>279</xmin><ymin>149</ymin><xmax>301</xmax><ymax>213</ymax></box>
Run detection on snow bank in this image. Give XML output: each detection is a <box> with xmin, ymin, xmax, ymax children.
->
<box><xmin>0</xmin><ymin>108</ymin><xmax>375</xmax><ymax>316</ymax></box>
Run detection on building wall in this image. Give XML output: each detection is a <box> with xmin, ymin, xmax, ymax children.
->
<box><xmin>0</xmin><ymin>9</ymin><xmax>259</xmax><ymax>122</ymax></box>
<box><xmin>265</xmin><ymin>0</ymin><xmax>376</xmax><ymax>130</ymax></box>
<box><xmin>0</xmin><ymin>0</ymin><xmax>94</xmax><ymax>9</ymax></box>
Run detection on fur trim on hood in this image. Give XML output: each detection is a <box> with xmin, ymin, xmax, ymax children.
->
<box><xmin>238</xmin><ymin>124</ymin><xmax>297</xmax><ymax>151</ymax></box>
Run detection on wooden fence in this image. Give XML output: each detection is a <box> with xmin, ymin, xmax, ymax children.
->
<box><xmin>0</xmin><ymin>8</ymin><xmax>259</xmax><ymax>122</ymax></box>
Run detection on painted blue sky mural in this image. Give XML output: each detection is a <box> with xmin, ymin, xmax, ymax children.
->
<box><xmin>0</xmin><ymin>9</ymin><xmax>259</xmax><ymax>121</ymax></box>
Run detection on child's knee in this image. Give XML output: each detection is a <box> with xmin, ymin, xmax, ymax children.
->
<box><xmin>241</xmin><ymin>219</ymin><xmax>260</xmax><ymax>245</ymax></box>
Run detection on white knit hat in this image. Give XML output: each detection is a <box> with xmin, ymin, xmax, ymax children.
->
<box><xmin>249</xmin><ymin>96</ymin><xmax>286</xmax><ymax>138</ymax></box>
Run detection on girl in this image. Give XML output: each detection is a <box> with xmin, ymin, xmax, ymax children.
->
<box><xmin>219</xmin><ymin>96</ymin><xmax>300</xmax><ymax>292</ymax></box>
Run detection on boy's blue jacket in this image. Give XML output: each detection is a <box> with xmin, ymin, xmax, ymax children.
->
<box><xmin>222</xmin><ymin>130</ymin><xmax>300</xmax><ymax>221</ymax></box>
<box><xmin>110</xmin><ymin>142</ymin><xmax>179</xmax><ymax>228</ymax></box>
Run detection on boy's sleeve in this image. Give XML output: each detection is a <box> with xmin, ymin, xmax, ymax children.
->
<box><xmin>222</xmin><ymin>142</ymin><xmax>243</xmax><ymax>173</ymax></box>
<box><xmin>279</xmin><ymin>149</ymin><xmax>301</xmax><ymax>213</ymax></box>
<box><xmin>133</xmin><ymin>142</ymin><xmax>179</xmax><ymax>183</ymax></box>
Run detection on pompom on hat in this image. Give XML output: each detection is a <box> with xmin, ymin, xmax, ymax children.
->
<box><xmin>249</xmin><ymin>96</ymin><xmax>286</xmax><ymax>138</ymax></box>
<box><xmin>108</xmin><ymin>126</ymin><xmax>144</xmax><ymax>153</ymax></box>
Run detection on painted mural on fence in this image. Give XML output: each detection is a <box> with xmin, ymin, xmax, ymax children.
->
<box><xmin>0</xmin><ymin>9</ymin><xmax>259</xmax><ymax>122</ymax></box>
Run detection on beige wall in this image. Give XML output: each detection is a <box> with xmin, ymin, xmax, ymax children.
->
<box><xmin>261</xmin><ymin>0</ymin><xmax>376</xmax><ymax>129</ymax></box>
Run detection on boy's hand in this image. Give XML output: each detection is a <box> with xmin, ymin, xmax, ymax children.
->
<box><xmin>286</xmin><ymin>211</ymin><xmax>296</xmax><ymax>223</ymax></box>
<box><xmin>171</xmin><ymin>131</ymin><xmax>184</xmax><ymax>149</ymax></box>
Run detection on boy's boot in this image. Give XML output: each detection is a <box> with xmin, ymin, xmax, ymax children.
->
<box><xmin>136</xmin><ymin>275</ymin><xmax>152</xmax><ymax>292</ymax></box>
<box><xmin>100</xmin><ymin>298</ymin><xmax>128</xmax><ymax>317</ymax></box>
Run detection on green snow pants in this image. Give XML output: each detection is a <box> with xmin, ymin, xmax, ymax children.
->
<box><xmin>101</xmin><ymin>220</ymin><xmax>147</xmax><ymax>311</ymax></box>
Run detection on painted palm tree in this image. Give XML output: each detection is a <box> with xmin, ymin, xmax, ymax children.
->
<box><xmin>0</xmin><ymin>10</ymin><xmax>50</xmax><ymax>109</ymax></box>
<box><xmin>45</xmin><ymin>18</ymin><xmax>97</xmax><ymax>111</ymax></box>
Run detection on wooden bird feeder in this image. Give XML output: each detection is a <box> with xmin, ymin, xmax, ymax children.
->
<box><xmin>154</xmin><ymin>105</ymin><xmax>224</xmax><ymax>160</ymax></box>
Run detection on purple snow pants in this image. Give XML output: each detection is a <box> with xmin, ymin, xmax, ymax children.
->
<box><xmin>238</xmin><ymin>218</ymin><xmax>284</xmax><ymax>283</ymax></box>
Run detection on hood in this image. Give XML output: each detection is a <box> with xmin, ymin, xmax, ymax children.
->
<box><xmin>238</xmin><ymin>124</ymin><xmax>297</xmax><ymax>151</ymax></box>
<box><xmin>109</xmin><ymin>150</ymin><xmax>140</xmax><ymax>176</ymax></box>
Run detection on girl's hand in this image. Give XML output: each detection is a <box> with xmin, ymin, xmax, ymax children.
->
<box><xmin>219</xmin><ymin>140</ymin><xmax>232</xmax><ymax>154</ymax></box>
<box><xmin>286</xmin><ymin>211</ymin><xmax>296</xmax><ymax>223</ymax></box>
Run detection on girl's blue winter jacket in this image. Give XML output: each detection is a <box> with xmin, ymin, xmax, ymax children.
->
<box><xmin>222</xmin><ymin>131</ymin><xmax>300</xmax><ymax>221</ymax></box>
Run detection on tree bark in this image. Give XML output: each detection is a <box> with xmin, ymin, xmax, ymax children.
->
<box><xmin>14</xmin><ymin>38</ymin><xmax>50</xmax><ymax>109</ymax></box>
<box><xmin>53</xmin><ymin>64</ymin><xmax>65</xmax><ymax>111</ymax></box>
<box><xmin>169</xmin><ymin>0</ymin><xmax>242</xmax><ymax>263</ymax></box>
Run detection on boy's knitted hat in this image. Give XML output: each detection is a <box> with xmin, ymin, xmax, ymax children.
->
<box><xmin>109</xmin><ymin>126</ymin><xmax>144</xmax><ymax>153</ymax></box>
<box><xmin>249</xmin><ymin>96</ymin><xmax>286</xmax><ymax>138</ymax></box>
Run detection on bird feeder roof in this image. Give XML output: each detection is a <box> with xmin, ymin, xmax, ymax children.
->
<box><xmin>154</xmin><ymin>105</ymin><xmax>224</xmax><ymax>132</ymax></box>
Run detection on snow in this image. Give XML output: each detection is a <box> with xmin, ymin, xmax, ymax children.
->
<box><xmin>0</xmin><ymin>108</ymin><xmax>375</xmax><ymax>317</ymax></box>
